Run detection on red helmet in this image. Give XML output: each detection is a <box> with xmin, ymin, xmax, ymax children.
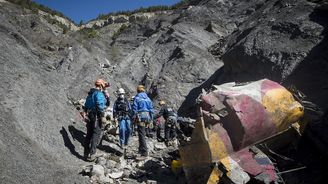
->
<box><xmin>95</xmin><ymin>79</ymin><xmax>109</xmax><ymax>88</ymax></box>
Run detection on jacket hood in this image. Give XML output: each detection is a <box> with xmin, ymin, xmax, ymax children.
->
<box><xmin>88</xmin><ymin>88</ymin><xmax>98</xmax><ymax>95</ymax></box>
<box><xmin>136</xmin><ymin>92</ymin><xmax>148</xmax><ymax>99</ymax></box>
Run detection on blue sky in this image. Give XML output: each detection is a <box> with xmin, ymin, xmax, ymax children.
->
<box><xmin>33</xmin><ymin>0</ymin><xmax>181</xmax><ymax>24</ymax></box>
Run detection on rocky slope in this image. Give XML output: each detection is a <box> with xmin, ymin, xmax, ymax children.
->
<box><xmin>0</xmin><ymin>0</ymin><xmax>327</xmax><ymax>183</ymax></box>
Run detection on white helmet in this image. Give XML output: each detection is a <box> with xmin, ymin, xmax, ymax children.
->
<box><xmin>117</xmin><ymin>88</ymin><xmax>125</xmax><ymax>95</ymax></box>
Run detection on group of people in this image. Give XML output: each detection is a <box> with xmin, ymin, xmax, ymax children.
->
<box><xmin>82</xmin><ymin>79</ymin><xmax>178</xmax><ymax>161</ymax></box>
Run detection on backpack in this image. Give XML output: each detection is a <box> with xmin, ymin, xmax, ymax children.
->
<box><xmin>167</xmin><ymin>107</ymin><xmax>178</xmax><ymax>118</ymax></box>
<box><xmin>85</xmin><ymin>91</ymin><xmax>96</xmax><ymax>110</ymax></box>
<box><xmin>116</xmin><ymin>98</ymin><xmax>129</xmax><ymax>113</ymax></box>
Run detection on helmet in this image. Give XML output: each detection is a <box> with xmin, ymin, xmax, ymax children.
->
<box><xmin>95</xmin><ymin>79</ymin><xmax>109</xmax><ymax>88</ymax></box>
<box><xmin>137</xmin><ymin>85</ymin><xmax>145</xmax><ymax>92</ymax></box>
<box><xmin>117</xmin><ymin>88</ymin><xmax>125</xmax><ymax>95</ymax></box>
<box><xmin>159</xmin><ymin>100</ymin><xmax>166</xmax><ymax>106</ymax></box>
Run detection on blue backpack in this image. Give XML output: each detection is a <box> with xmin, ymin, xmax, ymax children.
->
<box><xmin>84</xmin><ymin>89</ymin><xmax>97</xmax><ymax>110</ymax></box>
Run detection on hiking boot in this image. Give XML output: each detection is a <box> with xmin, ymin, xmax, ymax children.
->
<box><xmin>141</xmin><ymin>151</ymin><xmax>148</xmax><ymax>157</ymax></box>
<box><xmin>87</xmin><ymin>153</ymin><xmax>103</xmax><ymax>162</ymax></box>
<box><xmin>87</xmin><ymin>154</ymin><xmax>97</xmax><ymax>162</ymax></box>
<box><xmin>83</xmin><ymin>152</ymin><xmax>89</xmax><ymax>160</ymax></box>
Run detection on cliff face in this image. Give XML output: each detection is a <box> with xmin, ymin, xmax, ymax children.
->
<box><xmin>0</xmin><ymin>0</ymin><xmax>327</xmax><ymax>183</ymax></box>
<box><xmin>215</xmin><ymin>0</ymin><xmax>328</xmax><ymax>111</ymax></box>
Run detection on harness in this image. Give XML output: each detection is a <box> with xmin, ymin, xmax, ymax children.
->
<box><xmin>115</xmin><ymin>98</ymin><xmax>130</xmax><ymax>119</ymax></box>
<box><xmin>166</xmin><ymin>116</ymin><xmax>177</xmax><ymax>127</ymax></box>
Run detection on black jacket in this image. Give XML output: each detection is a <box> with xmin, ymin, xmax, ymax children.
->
<box><xmin>155</xmin><ymin>105</ymin><xmax>177</xmax><ymax>120</ymax></box>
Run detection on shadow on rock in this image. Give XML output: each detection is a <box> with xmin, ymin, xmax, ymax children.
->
<box><xmin>60</xmin><ymin>127</ymin><xmax>84</xmax><ymax>160</ymax></box>
<box><xmin>98</xmin><ymin>142</ymin><xmax>124</xmax><ymax>157</ymax></box>
<box><xmin>68</xmin><ymin>125</ymin><xmax>123</xmax><ymax>156</ymax></box>
<box><xmin>275</xmin><ymin>5</ymin><xmax>328</xmax><ymax>183</ymax></box>
<box><xmin>68</xmin><ymin>125</ymin><xmax>86</xmax><ymax>146</ymax></box>
<box><xmin>284</xmin><ymin>5</ymin><xmax>328</xmax><ymax>111</ymax></box>
<box><xmin>134</xmin><ymin>160</ymin><xmax>180</xmax><ymax>184</ymax></box>
<box><xmin>178</xmin><ymin>67</ymin><xmax>224</xmax><ymax>118</ymax></box>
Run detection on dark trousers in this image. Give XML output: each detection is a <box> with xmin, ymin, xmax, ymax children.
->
<box><xmin>165</xmin><ymin>117</ymin><xmax>177</xmax><ymax>141</ymax></box>
<box><xmin>145</xmin><ymin>127</ymin><xmax>152</xmax><ymax>138</ymax></box>
<box><xmin>137</xmin><ymin>124</ymin><xmax>148</xmax><ymax>155</ymax></box>
<box><xmin>165</xmin><ymin>126</ymin><xmax>177</xmax><ymax>141</ymax></box>
<box><xmin>131</xmin><ymin>121</ymin><xmax>137</xmax><ymax>136</ymax></box>
<box><xmin>156</xmin><ymin>121</ymin><xmax>165</xmax><ymax>141</ymax></box>
<box><xmin>84</xmin><ymin>113</ymin><xmax>102</xmax><ymax>157</ymax></box>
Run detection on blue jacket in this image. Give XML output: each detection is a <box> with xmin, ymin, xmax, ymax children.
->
<box><xmin>132</xmin><ymin>92</ymin><xmax>154</xmax><ymax>118</ymax></box>
<box><xmin>84</xmin><ymin>88</ymin><xmax>107</xmax><ymax>112</ymax></box>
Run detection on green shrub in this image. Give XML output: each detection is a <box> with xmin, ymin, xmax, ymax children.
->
<box><xmin>94</xmin><ymin>0</ymin><xmax>192</xmax><ymax>21</ymax></box>
<box><xmin>62</xmin><ymin>26</ymin><xmax>68</xmax><ymax>34</ymax></box>
<box><xmin>78</xmin><ymin>20</ymin><xmax>84</xmax><ymax>26</ymax></box>
<box><xmin>44</xmin><ymin>14</ymin><xmax>70</xmax><ymax>34</ymax></box>
<box><xmin>7</xmin><ymin>0</ymin><xmax>74</xmax><ymax>23</ymax></box>
<box><xmin>78</xmin><ymin>28</ymin><xmax>99</xmax><ymax>39</ymax></box>
<box><xmin>112</xmin><ymin>24</ymin><xmax>128</xmax><ymax>39</ymax></box>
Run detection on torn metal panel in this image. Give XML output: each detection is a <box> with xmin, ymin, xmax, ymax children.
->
<box><xmin>180</xmin><ymin>79</ymin><xmax>304</xmax><ymax>183</ymax></box>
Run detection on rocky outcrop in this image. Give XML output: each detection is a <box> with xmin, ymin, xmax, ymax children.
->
<box><xmin>83</xmin><ymin>19</ymin><xmax>110</xmax><ymax>29</ymax></box>
<box><xmin>82</xmin><ymin>12</ymin><xmax>158</xmax><ymax>29</ymax></box>
<box><xmin>210</xmin><ymin>0</ymin><xmax>328</xmax><ymax>112</ymax></box>
<box><xmin>38</xmin><ymin>10</ymin><xmax>79</xmax><ymax>31</ymax></box>
<box><xmin>129</xmin><ymin>12</ymin><xmax>156</xmax><ymax>23</ymax></box>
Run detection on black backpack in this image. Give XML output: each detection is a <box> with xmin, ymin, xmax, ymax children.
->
<box><xmin>116</xmin><ymin>98</ymin><xmax>129</xmax><ymax>113</ymax></box>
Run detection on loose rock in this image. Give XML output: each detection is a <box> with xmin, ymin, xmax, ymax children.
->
<box><xmin>146</xmin><ymin>180</ymin><xmax>157</xmax><ymax>184</ymax></box>
<box><xmin>108</xmin><ymin>171</ymin><xmax>124</xmax><ymax>179</ymax></box>
<box><xmin>96</xmin><ymin>157</ymin><xmax>107</xmax><ymax>166</ymax></box>
<box><xmin>105</xmin><ymin>159</ymin><xmax>118</xmax><ymax>170</ymax></box>
<box><xmin>154</xmin><ymin>143</ymin><xmax>166</xmax><ymax>150</ymax></box>
<box><xmin>91</xmin><ymin>165</ymin><xmax>105</xmax><ymax>177</ymax></box>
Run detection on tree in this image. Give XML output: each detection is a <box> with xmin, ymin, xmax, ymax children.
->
<box><xmin>79</xmin><ymin>20</ymin><xmax>83</xmax><ymax>26</ymax></box>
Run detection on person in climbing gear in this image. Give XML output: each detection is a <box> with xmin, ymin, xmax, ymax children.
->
<box><xmin>132</xmin><ymin>85</ymin><xmax>154</xmax><ymax>157</ymax></box>
<box><xmin>155</xmin><ymin>116</ymin><xmax>165</xmax><ymax>142</ymax></box>
<box><xmin>113</xmin><ymin>88</ymin><xmax>132</xmax><ymax>148</ymax></box>
<box><xmin>147</xmin><ymin>84</ymin><xmax>159</xmax><ymax>101</ymax></box>
<box><xmin>83</xmin><ymin>79</ymin><xmax>109</xmax><ymax>161</ymax></box>
<box><xmin>154</xmin><ymin>100</ymin><xmax>178</xmax><ymax>145</ymax></box>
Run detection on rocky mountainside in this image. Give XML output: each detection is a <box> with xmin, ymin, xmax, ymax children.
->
<box><xmin>0</xmin><ymin>0</ymin><xmax>327</xmax><ymax>183</ymax></box>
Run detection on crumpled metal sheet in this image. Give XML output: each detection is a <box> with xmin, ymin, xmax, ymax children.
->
<box><xmin>180</xmin><ymin>79</ymin><xmax>304</xmax><ymax>183</ymax></box>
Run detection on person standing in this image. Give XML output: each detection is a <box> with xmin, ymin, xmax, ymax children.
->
<box><xmin>132</xmin><ymin>85</ymin><xmax>154</xmax><ymax>157</ymax></box>
<box><xmin>113</xmin><ymin>88</ymin><xmax>132</xmax><ymax>148</ymax></box>
<box><xmin>155</xmin><ymin>116</ymin><xmax>165</xmax><ymax>142</ymax></box>
<box><xmin>83</xmin><ymin>79</ymin><xmax>109</xmax><ymax>161</ymax></box>
<box><xmin>154</xmin><ymin>100</ymin><xmax>178</xmax><ymax>145</ymax></box>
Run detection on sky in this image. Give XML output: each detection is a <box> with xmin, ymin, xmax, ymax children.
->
<box><xmin>33</xmin><ymin>0</ymin><xmax>181</xmax><ymax>24</ymax></box>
